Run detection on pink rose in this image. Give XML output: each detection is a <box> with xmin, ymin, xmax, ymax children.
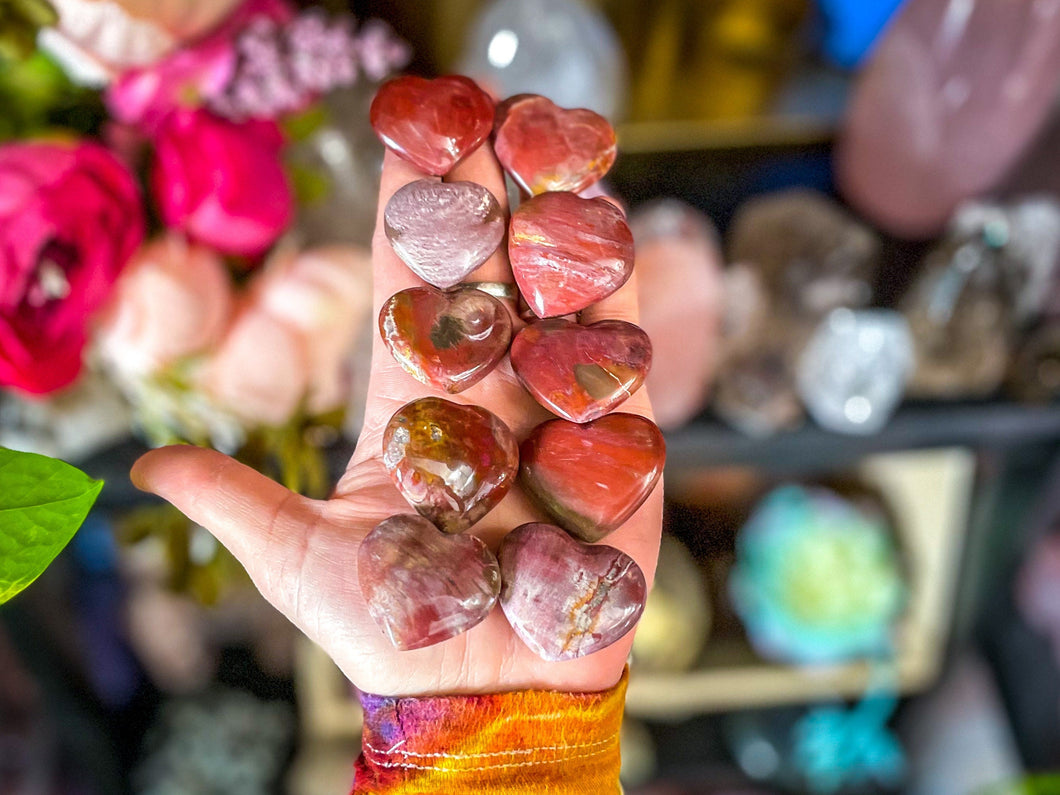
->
<box><xmin>95</xmin><ymin>234</ymin><xmax>234</xmax><ymax>378</ymax></box>
<box><xmin>0</xmin><ymin>140</ymin><xmax>144</xmax><ymax>396</ymax></box>
<box><xmin>104</xmin><ymin>0</ymin><xmax>294</xmax><ymax>131</ymax></box>
<box><xmin>151</xmin><ymin>108</ymin><xmax>293</xmax><ymax>258</ymax></box>
<box><xmin>199</xmin><ymin>245</ymin><xmax>371</xmax><ymax>426</ymax></box>
<box><xmin>256</xmin><ymin>245</ymin><xmax>372</xmax><ymax>414</ymax></box>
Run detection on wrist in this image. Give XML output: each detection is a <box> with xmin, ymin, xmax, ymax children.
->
<box><xmin>352</xmin><ymin>668</ymin><xmax>628</xmax><ymax>794</ymax></box>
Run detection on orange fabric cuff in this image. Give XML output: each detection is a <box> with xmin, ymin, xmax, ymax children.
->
<box><xmin>351</xmin><ymin>669</ymin><xmax>627</xmax><ymax>794</ymax></box>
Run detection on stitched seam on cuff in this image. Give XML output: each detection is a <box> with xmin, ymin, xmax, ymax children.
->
<box><xmin>363</xmin><ymin>745</ymin><xmax>614</xmax><ymax>772</ymax></box>
<box><xmin>362</xmin><ymin>733</ymin><xmax>618</xmax><ymax>760</ymax></box>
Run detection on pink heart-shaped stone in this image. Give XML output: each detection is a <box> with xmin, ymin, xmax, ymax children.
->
<box><xmin>384</xmin><ymin>180</ymin><xmax>505</xmax><ymax>288</ymax></box>
<box><xmin>498</xmin><ymin>523</ymin><xmax>646</xmax><ymax>661</ymax></box>
<box><xmin>511</xmin><ymin>318</ymin><xmax>652</xmax><ymax>422</ymax></box>
<box><xmin>370</xmin><ymin>75</ymin><xmax>494</xmax><ymax>175</ymax></box>
<box><xmin>380</xmin><ymin>286</ymin><xmax>512</xmax><ymax>393</ymax></box>
<box><xmin>509</xmin><ymin>192</ymin><xmax>634</xmax><ymax>318</ymax></box>
<box><xmin>520</xmin><ymin>413</ymin><xmax>665</xmax><ymax>542</ymax></box>
<box><xmin>494</xmin><ymin>94</ymin><xmax>617</xmax><ymax>195</ymax></box>
<box><xmin>359</xmin><ymin>514</ymin><xmax>501</xmax><ymax>650</ymax></box>
<box><xmin>383</xmin><ymin>397</ymin><xmax>519</xmax><ymax>533</ymax></box>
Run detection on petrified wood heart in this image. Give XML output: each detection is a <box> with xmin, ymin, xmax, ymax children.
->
<box><xmin>494</xmin><ymin>94</ymin><xmax>617</xmax><ymax>195</ymax></box>
<box><xmin>519</xmin><ymin>413</ymin><xmax>665</xmax><ymax>542</ymax></box>
<box><xmin>384</xmin><ymin>179</ymin><xmax>505</xmax><ymax>288</ymax></box>
<box><xmin>498</xmin><ymin>522</ymin><xmax>646</xmax><ymax>661</ymax></box>
<box><xmin>383</xmin><ymin>397</ymin><xmax>519</xmax><ymax>533</ymax></box>
<box><xmin>359</xmin><ymin>514</ymin><xmax>500</xmax><ymax>650</ymax></box>
<box><xmin>380</xmin><ymin>286</ymin><xmax>512</xmax><ymax>393</ymax></box>
<box><xmin>509</xmin><ymin>191</ymin><xmax>634</xmax><ymax>318</ymax></box>
<box><xmin>510</xmin><ymin>318</ymin><xmax>652</xmax><ymax>422</ymax></box>
<box><xmin>370</xmin><ymin>75</ymin><xmax>494</xmax><ymax>175</ymax></box>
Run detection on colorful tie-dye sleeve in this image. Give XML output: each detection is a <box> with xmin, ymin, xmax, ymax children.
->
<box><xmin>351</xmin><ymin>669</ymin><xmax>628</xmax><ymax>794</ymax></box>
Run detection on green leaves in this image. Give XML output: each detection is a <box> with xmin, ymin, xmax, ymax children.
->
<box><xmin>0</xmin><ymin>447</ymin><xmax>103</xmax><ymax>604</ymax></box>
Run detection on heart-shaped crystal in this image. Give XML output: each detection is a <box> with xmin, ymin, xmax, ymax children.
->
<box><xmin>370</xmin><ymin>75</ymin><xmax>494</xmax><ymax>175</ymax></box>
<box><xmin>510</xmin><ymin>318</ymin><xmax>652</xmax><ymax>422</ymax></box>
<box><xmin>494</xmin><ymin>94</ymin><xmax>617</xmax><ymax>195</ymax></box>
<box><xmin>384</xmin><ymin>179</ymin><xmax>505</xmax><ymax>288</ymax></box>
<box><xmin>359</xmin><ymin>514</ymin><xmax>501</xmax><ymax>650</ymax></box>
<box><xmin>498</xmin><ymin>522</ymin><xmax>646</xmax><ymax>661</ymax></box>
<box><xmin>509</xmin><ymin>192</ymin><xmax>634</xmax><ymax>318</ymax></box>
<box><xmin>520</xmin><ymin>413</ymin><xmax>665</xmax><ymax>542</ymax></box>
<box><xmin>383</xmin><ymin>397</ymin><xmax>519</xmax><ymax>533</ymax></box>
<box><xmin>380</xmin><ymin>286</ymin><xmax>512</xmax><ymax>393</ymax></box>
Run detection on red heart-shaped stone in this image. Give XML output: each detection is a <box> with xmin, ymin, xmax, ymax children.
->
<box><xmin>520</xmin><ymin>413</ymin><xmax>665</xmax><ymax>542</ymax></box>
<box><xmin>509</xmin><ymin>192</ymin><xmax>634</xmax><ymax>318</ymax></box>
<box><xmin>494</xmin><ymin>94</ymin><xmax>617</xmax><ymax>195</ymax></box>
<box><xmin>384</xmin><ymin>179</ymin><xmax>505</xmax><ymax>288</ymax></box>
<box><xmin>510</xmin><ymin>318</ymin><xmax>652</xmax><ymax>422</ymax></box>
<box><xmin>370</xmin><ymin>75</ymin><xmax>494</xmax><ymax>175</ymax></box>
<box><xmin>359</xmin><ymin>514</ymin><xmax>501</xmax><ymax>650</ymax></box>
<box><xmin>380</xmin><ymin>286</ymin><xmax>512</xmax><ymax>393</ymax></box>
<box><xmin>498</xmin><ymin>523</ymin><xmax>646</xmax><ymax>661</ymax></box>
<box><xmin>383</xmin><ymin>397</ymin><xmax>519</xmax><ymax>533</ymax></box>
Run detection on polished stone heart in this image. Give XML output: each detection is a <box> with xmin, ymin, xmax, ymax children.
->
<box><xmin>494</xmin><ymin>94</ymin><xmax>617</xmax><ymax>195</ymax></box>
<box><xmin>383</xmin><ymin>397</ymin><xmax>519</xmax><ymax>533</ymax></box>
<box><xmin>380</xmin><ymin>286</ymin><xmax>512</xmax><ymax>393</ymax></box>
<box><xmin>509</xmin><ymin>192</ymin><xmax>634</xmax><ymax>318</ymax></box>
<box><xmin>359</xmin><ymin>514</ymin><xmax>501</xmax><ymax>650</ymax></box>
<box><xmin>498</xmin><ymin>523</ymin><xmax>646</xmax><ymax>661</ymax></box>
<box><xmin>520</xmin><ymin>413</ymin><xmax>665</xmax><ymax>542</ymax></box>
<box><xmin>370</xmin><ymin>75</ymin><xmax>494</xmax><ymax>175</ymax></box>
<box><xmin>510</xmin><ymin>318</ymin><xmax>652</xmax><ymax>422</ymax></box>
<box><xmin>384</xmin><ymin>180</ymin><xmax>505</xmax><ymax>288</ymax></box>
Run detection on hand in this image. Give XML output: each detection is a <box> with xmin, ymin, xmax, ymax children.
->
<box><xmin>131</xmin><ymin>143</ymin><xmax>664</xmax><ymax>698</ymax></box>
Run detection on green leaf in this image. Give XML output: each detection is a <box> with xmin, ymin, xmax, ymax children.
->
<box><xmin>0</xmin><ymin>447</ymin><xmax>103</xmax><ymax>604</ymax></box>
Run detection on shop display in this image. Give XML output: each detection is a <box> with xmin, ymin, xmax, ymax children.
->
<box><xmin>837</xmin><ymin>0</ymin><xmax>1060</xmax><ymax>238</ymax></box>
<box><xmin>497</xmin><ymin>522</ymin><xmax>646</xmax><ymax>661</ymax></box>
<box><xmin>509</xmin><ymin>191</ymin><xmax>635</xmax><ymax>318</ymax></box>
<box><xmin>730</xmin><ymin>485</ymin><xmax>906</xmax><ymax>665</ymax></box>
<box><xmin>631</xmin><ymin>533</ymin><xmax>712</xmax><ymax>672</ymax></box>
<box><xmin>1008</xmin><ymin>322</ymin><xmax>1060</xmax><ymax>404</ymax></box>
<box><xmin>358</xmin><ymin>514</ymin><xmax>501</xmax><ymax>651</ymax></box>
<box><xmin>494</xmin><ymin>93</ymin><xmax>617</xmax><ymax>194</ymax></box>
<box><xmin>631</xmin><ymin>200</ymin><xmax>724</xmax><ymax>430</ymax></box>
<box><xmin>459</xmin><ymin>0</ymin><xmax>627</xmax><ymax>119</ymax></box>
<box><xmin>510</xmin><ymin>318</ymin><xmax>652</xmax><ymax>423</ymax></box>
<box><xmin>714</xmin><ymin>329</ymin><xmax>806</xmax><ymax>437</ymax></box>
<box><xmin>902</xmin><ymin>204</ymin><xmax>1017</xmax><ymax>399</ymax></box>
<box><xmin>379</xmin><ymin>286</ymin><xmax>512</xmax><ymax>394</ymax></box>
<box><xmin>383</xmin><ymin>179</ymin><xmax>505</xmax><ymax>289</ymax></box>
<box><xmin>796</xmin><ymin>309</ymin><xmax>914</xmax><ymax>436</ymax></box>
<box><xmin>727</xmin><ymin>189</ymin><xmax>879</xmax><ymax>320</ymax></box>
<box><xmin>520</xmin><ymin>413</ymin><xmax>665</xmax><ymax>543</ymax></box>
<box><xmin>382</xmin><ymin>397</ymin><xmax>519</xmax><ymax>534</ymax></box>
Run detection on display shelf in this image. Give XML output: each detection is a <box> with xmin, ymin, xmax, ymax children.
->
<box><xmin>627</xmin><ymin>448</ymin><xmax>975</xmax><ymax>718</ymax></box>
<box><xmin>664</xmin><ymin>401</ymin><xmax>1060</xmax><ymax>474</ymax></box>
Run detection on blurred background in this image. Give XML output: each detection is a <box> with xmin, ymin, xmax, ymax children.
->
<box><xmin>4</xmin><ymin>0</ymin><xmax>1060</xmax><ymax>792</ymax></box>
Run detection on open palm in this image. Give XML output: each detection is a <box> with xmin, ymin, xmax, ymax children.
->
<box><xmin>132</xmin><ymin>144</ymin><xmax>664</xmax><ymax>698</ymax></box>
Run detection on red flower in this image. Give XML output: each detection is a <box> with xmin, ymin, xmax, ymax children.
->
<box><xmin>151</xmin><ymin>108</ymin><xmax>292</xmax><ymax>258</ymax></box>
<box><xmin>0</xmin><ymin>140</ymin><xmax>144</xmax><ymax>395</ymax></box>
